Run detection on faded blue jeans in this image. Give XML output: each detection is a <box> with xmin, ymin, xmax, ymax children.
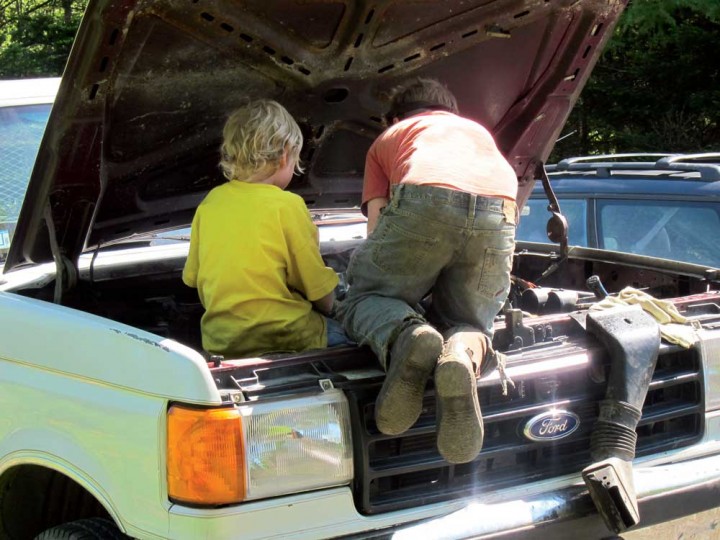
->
<box><xmin>337</xmin><ymin>184</ymin><xmax>516</xmax><ymax>368</ymax></box>
<box><xmin>325</xmin><ymin>316</ymin><xmax>354</xmax><ymax>347</ymax></box>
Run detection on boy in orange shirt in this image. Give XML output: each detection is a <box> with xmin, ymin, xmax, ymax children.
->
<box><xmin>183</xmin><ymin>100</ymin><xmax>347</xmax><ymax>358</ymax></box>
<box><xmin>338</xmin><ymin>78</ymin><xmax>517</xmax><ymax>463</ymax></box>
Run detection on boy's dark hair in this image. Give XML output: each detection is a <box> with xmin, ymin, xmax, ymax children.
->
<box><xmin>385</xmin><ymin>77</ymin><xmax>459</xmax><ymax>123</ymax></box>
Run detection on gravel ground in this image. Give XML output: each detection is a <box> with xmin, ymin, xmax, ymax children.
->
<box><xmin>622</xmin><ymin>508</ymin><xmax>720</xmax><ymax>540</ymax></box>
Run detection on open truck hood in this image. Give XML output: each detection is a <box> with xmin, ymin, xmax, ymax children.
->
<box><xmin>5</xmin><ymin>0</ymin><xmax>627</xmax><ymax>272</ymax></box>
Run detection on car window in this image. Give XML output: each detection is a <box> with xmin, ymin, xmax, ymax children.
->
<box><xmin>597</xmin><ymin>199</ymin><xmax>720</xmax><ymax>267</ymax></box>
<box><xmin>0</xmin><ymin>103</ymin><xmax>52</xmax><ymax>265</ymax></box>
<box><xmin>517</xmin><ymin>198</ymin><xmax>588</xmax><ymax>246</ymax></box>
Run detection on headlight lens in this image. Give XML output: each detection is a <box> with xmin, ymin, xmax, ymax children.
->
<box><xmin>240</xmin><ymin>388</ymin><xmax>353</xmax><ymax>500</ymax></box>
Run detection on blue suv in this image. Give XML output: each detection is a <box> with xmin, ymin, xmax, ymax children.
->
<box><xmin>517</xmin><ymin>153</ymin><xmax>720</xmax><ymax>268</ymax></box>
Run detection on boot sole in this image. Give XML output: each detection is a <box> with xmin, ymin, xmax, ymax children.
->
<box><xmin>435</xmin><ymin>356</ymin><xmax>483</xmax><ymax>463</ymax></box>
<box><xmin>375</xmin><ymin>330</ymin><xmax>443</xmax><ymax>435</ymax></box>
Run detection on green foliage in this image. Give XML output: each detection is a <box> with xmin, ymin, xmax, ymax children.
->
<box><xmin>551</xmin><ymin>0</ymin><xmax>720</xmax><ymax>160</ymax></box>
<box><xmin>0</xmin><ymin>0</ymin><xmax>87</xmax><ymax>78</ymax></box>
<box><xmin>618</xmin><ymin>0</ymin><xmax>720</xmax><ymax>33</ymax></box>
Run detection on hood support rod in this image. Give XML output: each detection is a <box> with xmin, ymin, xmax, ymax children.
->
<box><xmin>44</xmin><ymin>204</ymin><xmax>77</xmax><ymax>304</ymax></box>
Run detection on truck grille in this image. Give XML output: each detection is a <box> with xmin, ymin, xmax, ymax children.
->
<box><xmin>346</xmin><ymin>344</ymin><xmax>703</xmax><ymax>515</ymax></box>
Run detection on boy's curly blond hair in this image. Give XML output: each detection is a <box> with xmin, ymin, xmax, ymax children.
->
<box><xmin>219</xmin><ymin>99</ymin><xmax>304</xmax><ymax>181</ymax></box>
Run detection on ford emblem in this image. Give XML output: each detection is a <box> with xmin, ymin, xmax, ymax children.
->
<box><xmin>523</xmin><ymin>410</ymin><xmax>580</xmax><ymax>442</ymax></box>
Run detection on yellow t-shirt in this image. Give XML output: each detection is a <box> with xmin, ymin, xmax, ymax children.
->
<box><xmin>182</xmin><ymin>181</ymin><xmax>339</xmax><ymax>358</ymax></box>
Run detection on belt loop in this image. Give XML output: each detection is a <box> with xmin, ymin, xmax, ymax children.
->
<box><xmin>468</xmin><ymin>193</ymin><xmax>477</xmax><ymax>220</ymax></box>
<box><xmin>390</xmin><ymin>183</ymin><xmax>403</xmax><ymax>208</ymax></box>
<box><xmin>502</xmin><ymin>199</ymin><xmax>518</xmax><ymax>225</ymax></box>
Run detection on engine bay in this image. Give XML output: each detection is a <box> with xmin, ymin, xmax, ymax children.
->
<box><xmin>12</xmin><ymin>238</ymin><xmax>715</xmax><ymax>362</ymax></box>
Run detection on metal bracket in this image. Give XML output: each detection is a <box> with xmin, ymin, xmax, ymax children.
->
<box><xmin>536</xmin><ymin>161</ymin><xmax>569</xmax><ymax>259</ymax></box>
<box><xmin>494</xmin><ymin>309</ymin><xmax>535</xmax><ymax>350</ymax></box>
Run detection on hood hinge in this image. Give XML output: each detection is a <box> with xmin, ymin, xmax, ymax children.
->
<box><xmin>535</xmin><ymin>161</ymin><xmax>569</xmax><ymax>259</ymax></box>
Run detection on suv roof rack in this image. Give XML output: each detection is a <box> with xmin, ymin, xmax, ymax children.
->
<box><xmin>548</xmin><ymin>153</ymin><xmax>720</xmax><ymax>181</ymax></box>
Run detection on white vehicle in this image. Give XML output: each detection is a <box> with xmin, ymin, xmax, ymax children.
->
<box><xmin>0</xmin><ymin>78</ymin><xmax>60</xmax><ymax>265</ymax></box>
<box><xmin>1</xmin><ymin>1</ymin><xmax>719</xmax><ymax>539</ymax></box>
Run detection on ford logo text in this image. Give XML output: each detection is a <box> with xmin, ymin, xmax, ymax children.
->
<box><xmin>523</xmin><ymin>410</ymin><xmax>580</xmax><ymax>442</ymax></box>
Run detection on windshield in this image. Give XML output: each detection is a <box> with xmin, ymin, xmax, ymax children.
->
<box><xmin>597</xmin><ymin>199</ymin><xmax>720</xmax><ymax>268</ymax></box>
<box><xmin>517</xmin><ymin>192</ymin><xmax>720</xmax><ymax>269</ymax></box>
<box><xmin>0</xmin><ymin>103</ymin><xmax>52</xmax><ymax>267</ymax></box>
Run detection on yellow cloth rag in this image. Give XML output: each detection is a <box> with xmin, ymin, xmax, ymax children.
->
<box><xmin>590</xmin><ymin>287</ymin><xmax>701</xmax><ymax>348</ymax></box>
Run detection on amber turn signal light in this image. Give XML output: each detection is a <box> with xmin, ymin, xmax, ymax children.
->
<box><xmin>167</xmin><ymin>404</ymin><xmax>246</xmax><ymax>505</ymax></box>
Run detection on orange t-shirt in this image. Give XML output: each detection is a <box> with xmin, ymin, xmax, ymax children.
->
<box><xmin>362</xmin><ymin>111</ymin><xmax>517</xmax><ymax>215</ymax></box>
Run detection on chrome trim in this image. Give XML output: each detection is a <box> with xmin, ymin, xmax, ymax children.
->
<box><xmin>392</xmin><ymin>453</ymin><xmax>720</xmax><ymax>540</ymax></box>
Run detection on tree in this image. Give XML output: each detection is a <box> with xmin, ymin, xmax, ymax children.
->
<box><xmin>551</xmin><ymin>0</ymin><xmax>720</xmax><ymax>160</ymax></box>
<box><xmin>0</xmin><ymin>0</ymin><xmax>87</xmax><ymax>78</ymax></box>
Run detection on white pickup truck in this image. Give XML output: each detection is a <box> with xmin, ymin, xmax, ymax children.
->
<box><xmin>1</xmin><ymin>0</ymin><xmax>719</xmax><ymax>539</ymax></box>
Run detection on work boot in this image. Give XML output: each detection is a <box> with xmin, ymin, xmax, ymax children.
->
<box><xmin>442</xmin><ymin>327</ymin><xmax>493</xmax><ymax>377</ymax></box>
<box><xmin>435</xmin><ymin>331</ymin><xmax>484</xmax><ymax>464</ymax></box>
<box><xmin>375</xmin><ymin>324</ymin><xmax>443</xmax><ymax>435</ymax></box>
<box><xmin>443</xmin><ymin>326</ymin><xmax>515</xmax><ymax>394</ymax></box>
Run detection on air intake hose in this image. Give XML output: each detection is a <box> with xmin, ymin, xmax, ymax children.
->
<box><xmin>582</xmin><ymin>305</ymin><xmax>661</xmax><ymax>534</ymax></box>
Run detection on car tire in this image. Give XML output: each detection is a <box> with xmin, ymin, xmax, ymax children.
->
<box><xmin>34</xmin><ymin>518</ymin><xmax>130</xmax><ymax>540</ymax></box>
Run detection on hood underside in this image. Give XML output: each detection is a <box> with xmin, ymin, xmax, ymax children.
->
<box><xmin>5</xmin><ymin>0</ymin><xmax>627</xmax><ymax>272</ymax></box>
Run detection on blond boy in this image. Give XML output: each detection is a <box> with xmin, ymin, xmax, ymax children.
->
<box><xmin>183</xmin><ymin>100</ymin><xmax>344</xmax><ymax>358</ymax></box>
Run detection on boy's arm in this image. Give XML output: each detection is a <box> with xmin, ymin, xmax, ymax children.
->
<box><xmin>312</xmin><ymin>290</ymin><xmax>335</xmax><ymax>316</ymax></box>
<box><xmin>286</xmin><ymin>198</ymin><xmax>339</xmax><ymax>308</ymax></box>
<box><xmin>366</xmin><ymin>196</ymin><xmax>388</xmax><ymax>235</ymax></box>
<box><xmin>362</xmin><ymin>142</ymin><xmax>390</xmax><ymax>235</ymax></box>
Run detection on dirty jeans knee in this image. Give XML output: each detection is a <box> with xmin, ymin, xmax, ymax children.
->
<box><xmin>337</xmin><ymin>204</ymin><xmax>443</xmax><ymax>368</ymax></box>
<box><xmin>337</xmin><ymin>293</ymin><xmax>425</xmax><ymax>369</ymax></box>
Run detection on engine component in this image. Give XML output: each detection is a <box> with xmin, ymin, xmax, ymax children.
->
<box><xmin>582</xmin><ymin>305</ymin><xmax>661</xmax><ymax>534</ymax></box>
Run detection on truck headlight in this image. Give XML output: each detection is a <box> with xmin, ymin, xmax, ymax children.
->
<box><xmin>168</xmin><ymin>389</ymin><xmax>353</xmax><ymax>506</ymax></box>
<box><xmin>240</xmin><ymin>388</ymin><xmax>353</xmax><ymax>500</ymax></box>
